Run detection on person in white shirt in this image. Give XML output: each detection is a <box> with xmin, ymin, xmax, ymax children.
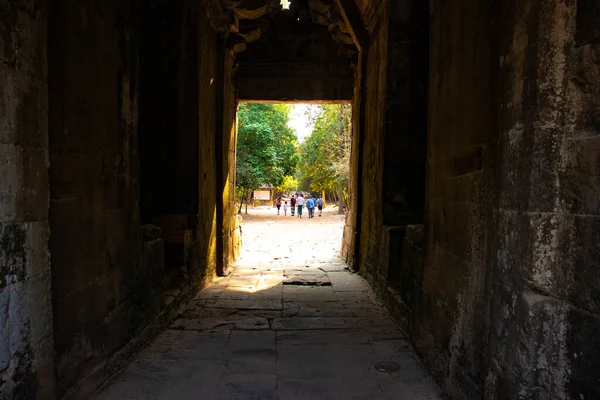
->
<box><xmin>296</xmin><ymin>195</ymin><xmax>305</xmax><ymax>218</ymax></box>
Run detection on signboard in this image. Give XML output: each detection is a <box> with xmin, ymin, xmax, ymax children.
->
<box><xmin>253</xmin><ymin>190</ymin><xmax>271</xmax><ymax>200</ymax></box>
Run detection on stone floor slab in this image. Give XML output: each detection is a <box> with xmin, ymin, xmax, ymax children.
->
<box><xmin>98</xmin><ymin>210</ymin><xmax>441</xmax><ymax>400</ymax></box>
<box><xmin>226</xmin><ymin>330</ymin><xmax>276</xmax><ymax>352</ymax></box>
<box><xmin>335</xmin><ymin>291</ymin><xmax>374</xmax><ymax>302</ymax></box>
<box><xmin>212</xmin><ymin>299</ymin><xmax>282</xmax><ymax>310</ymax></box>
<box><xmin>282</xmin><ymin>301</ymin><xmax>354</xmax><ymax>317</ymax></box>
<box><xmin>99</xmin><ymin>359</ymin><xmax>224</xmax><ymax>399</ymax></box>
<box><xmin>271</xmin><ymin>316</ymin><xmax>361</xmax><ymax>330</ymax></box>
<box><xmin>276</xmin><ymin>344</ymin><xmax>336</xmax><ymax>379</ymax></box>
<box><xmin>163</xmin><ymin>330</ymin><xmax>229</xmax><ymax>360</ymax></box>
<box><xmin>173</xmin><ymin>316</ymin><xmax>270</xmax><ymax>331</ymax></box>
<box><xmin>276</xmin><ymin>329</ymin><xmax>375</xmax><ymax>345</ymax></box>
<box><xmin>283</xmin><ymin>274</ymin><xmax>332</xmax><ymax>286</ymax></box>
<box><xmin>195</xmin><ymin>287</ymin><xmax>223</xmax><ymax>300</ymax></box>
<box><xmin>224</xmin><ymin>349</ymin><xmax>277</xmax><ymax>374</ymax></box>
<box><xmin>283</xmin><ymin>286</ymin><xmax>338</xmax><ymax>302</ymax></box>
<box><xmin>276</xmin><ymin>378</ymin><xmax>337</xmax><ymax>400</ymax></box>
<box><xmin>215</xmin><ymin>373</ymin><xmax>278</xmax><ymax>400</ymax></box>
<box><xmin>217</xmin><ymin>289</ymin><xmax>251</xmax><ymax>300</ymax></box>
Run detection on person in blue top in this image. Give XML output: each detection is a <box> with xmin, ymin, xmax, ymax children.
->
<box><xmin>316</xmin><ymin>195</ymin><xmax>324</xmax><ymax>217</ymax></box>
<box><xmin>306</xmin><ymin>196</ymin><xmax>315</xmax><ymax>218</ymax></box>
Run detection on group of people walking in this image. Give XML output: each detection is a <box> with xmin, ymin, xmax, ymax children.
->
<box><xmin>274</xmin><ymin>194</ymin><xmax>324</xmax><ymax>218</ymax></box>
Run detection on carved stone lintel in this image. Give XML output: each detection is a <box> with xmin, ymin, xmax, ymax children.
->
<box><xmin>332</xmin><ymin>27</ymin><xmax>354</xmax><ymax>45</ymax></box>
<box><xmin>309</xmin><ymin>0</ymin><xmax>333</xmax><ymax>14</ymax></box>
<box><xmin>333</xmin><ymin>0</ymin><xmax>369</xmax><ymax>51</ymax></box>
<box><xmin>232</xmin><ymin>41</ymin><xmax>248</xmax><ymax>53</ymax></box>
<box><xmin>201</xmin><ymin>0</ymin><xmax>229</xmax><ymax>36</ymax></box>
<box><xmin>229</xmin><ymin>12</ymin><xmax>239</xmax><ymax>33</ymax></box>
<box><xmin>310</xmin><ymin>9</ymin><xmax>331</xmax><ymax>25</ymax></box>
<box><xmin>240</xmin><ymin>27</ymin><xmax>262</xmax><ymax>43</ymax></box>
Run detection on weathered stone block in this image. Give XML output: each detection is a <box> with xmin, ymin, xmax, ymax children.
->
<box><xmin>153</xmin><ymin>215</ymin><xmax>196</xmax><ymax>232</ymax></box>
<box><xmin>562</xmin><ymin>215</ymin><xmax>600</xmax><ymax>311</ymax></box>
<box><xmin>491</xmin><ymin>289</ymin><xmax>570</xmax><ymax>397</ymax></box>
<box><xmin>405</xmin><ymin>224</ymin><xmax>424</xmax><ymax>247</ymax></box>
<box><xmin>0</xmin><ymin>144</ymin><xmax>22</xmax><ymax>222</ymax></box>
<box><xmin>271</xmin><ymin>317</ymin><xmax>359</xmax><ymax>331</ymax></box>
<box><xmin>10</xmin><ymin>274</ymin><xmax>53</xmax><ymax>345</ymax></box>
<box><xmin>20</xmin><ymin>146</ymin><xmax>49</xmax><ymax>221</ymax></box>
<box><xmin>575</xmin><ymin>0</ymin><xmax>600</xmax><ymax>46</ymax></box>
<box><xmin>0</xmin><ymin>287</ymin><xmax>9</xmax><ymax>370</ymax></box>
<box><xmin>0</xmin><ymin>222</ymin><xmax>27</xmax><ymax>287</ymax></box>
<box><xmin>175</xmin><ymin>316</ymin><xmax>270</xmax><ymax>331</ymax></box>
<box><xmin>566</xmin><ymin>308</ymin><xmax>600</xmax><ymax>399</ymax></box>
<box><xmin>0</xmin><ymin>3</ymin><xmax>47</xmax><ymax>78</ymax></box>
<box><xmin>0</xmin><ymin>65</ymin><xmax>46</xmax><ymax>147</ymax></box>
<box><xmin>143</xmin><ymin>238</ymin><xmax>165</xmax><ymax>283</ymax></box>
<box><xmin>24</xmin><ymin>221</ymin><xmax>50</xmax><ymax>280</ymax></box>
<box><xmin>141</xmin><ymin>224</ymin><xmax>162</xmax><ymax>241</ymax></box>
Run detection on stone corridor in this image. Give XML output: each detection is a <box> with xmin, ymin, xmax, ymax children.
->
<box><xmin>98</xmin><ymin>209</ymin><xmax>442</xmax><ymax>399</ymax></box>
<box><xmin>4</xmin><ymin>0</ymin><xmax>600</xmax><ymax>398</ymax></box>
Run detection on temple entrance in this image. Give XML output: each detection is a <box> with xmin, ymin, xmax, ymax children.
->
<box><xmin>234</xmin><ymin>102</ymin><xmax>351</xmax><ymax>265</ymax></box>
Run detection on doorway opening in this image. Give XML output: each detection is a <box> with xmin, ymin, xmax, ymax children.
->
<box><xmin>233</xmin><ymin>102</ymin><xmax>352</xmax><ymax>291</ymax></box>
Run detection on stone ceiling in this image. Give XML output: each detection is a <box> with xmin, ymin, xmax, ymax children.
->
<box><xmin>222</xmin><ymin>0</ymin><xmax>358</xmax><ymax>58</ymax></box>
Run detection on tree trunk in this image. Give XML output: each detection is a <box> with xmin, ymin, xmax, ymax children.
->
<box><xmin>238</xmin><ymin>191</ymin><xmax>245</xmax><ymax>214</ymax></box>
<box><xmin>245</xmin><ymin>190</ymin><xmax>250</xmax><ymax>214</ymax></box>
<box><xmin>337</xmin><ymin>104</ymin><xmax>345</xmax><ymax>215</ymax></box>
<box><xmin>338</xmin><ymin>180</ymin><xmax>344</xmax><ymax>214</ymax></box>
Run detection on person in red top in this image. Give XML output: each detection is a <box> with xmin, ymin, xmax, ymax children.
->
<box><xmin>275</xmin><ymin>197</ymin><xmax>282</xmax><ymax>215</ymax></box>
<box><xmin>290</xmin><ymin>195</ymin><xmax>296</xmax><ymax>216</ymax></box>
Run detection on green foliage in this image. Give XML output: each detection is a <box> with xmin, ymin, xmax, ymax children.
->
<box><xmin>236</xmin><ymin>103</ymin><xmax>299</xmax><ymax>195</ymax></box>
<box><xmin>296</xmin><ymin>104</ymin><xmax>351</xmax><ymax>194</ymax></box>
<box><xmin>276</xmin><ymin>175</ymin><xmax>299</xmax><ymax>194</ymax></box>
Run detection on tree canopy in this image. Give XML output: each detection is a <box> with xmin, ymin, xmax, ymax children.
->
<box><xmin>296</xmin><ymin>104</ymin><xmax>351</xmax><ymax>197</ymax></box>
<box><xmin>236</xmin><ymin>103</ymin><xmax>299</xmax><ymax>196</ymax></box>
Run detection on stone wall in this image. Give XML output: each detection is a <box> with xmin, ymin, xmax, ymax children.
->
<box><xmin>139</xmin><ymin>0</ymin><xmax>199</xmax><ymax>222</ymax></box>
<box><xmin>487</xmin><ymin>1</ymin><xmax>600</xmax><ymax>398</ymax></box>
<box><xmin>237</xmin><ymin>61</ymin><xmax>353</xmax><ymax>102</ymax></box>
<box><xmin>221</xmin><ymin>52</ymin><xmax>240</xmax><ymax>272</ymax></box>
<box><xmin>0</xmin><ymin>2</ymin><xmax>55</xmax><ymax>398</ymax></box>
<box><xmin>381</xmin><ymin>0</ymin><xmax>427</xmax><ymax>230</ymax></box>
<box><xmin>343</xmin><ymin>0</ymin><xmax>428</xmax><ymax>278</ymax></box>
<box><xmin>44</xmin><ymin>0</ymin><xmax>236</xmax><ymax>396</ymax></box>
<box><xmin>395</xmin><ymin>0</ymin><xmax>600</xmax><ymax>398</ymax></box>
<box><xmin>341</xmin><ymin>56</ymin><xmax>362</xmax><ymax>267</ymax></box>
<box><xmin>355</xmin><ymin>2</ymin><xmax>388</xmax><ymax>280</ymax></box>
<box><xmin>2</xmin><ymin>0</ymin><xmax>234</xmax><ymax>397</ymax></box>
<box><xmin>236</xmin><ymin>14</ymin><xmax>354</xmax><ymax>102</ymax></box>
<box><xmin>47</xmin><ymin>0</ymin><xmax>142</xmax><ymax>394</ymax></box>
<box><xmin>421</xmin><ymin>0</ymin><xmax>495</xmax><ymax>396</ymax></box>
<box><xmin>348</xmin><ymin>0</ymin><xmax>600</xmax><ymax>398</ymax></box>
<box><xmin>196</xmin><ymin>7</ymin><xmax>220</xmax><ymax>281</ymax></box>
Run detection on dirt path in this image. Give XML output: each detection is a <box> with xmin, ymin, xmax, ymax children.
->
<box><xmin>98</xmin><ymin>208</ymin><xmax>442</xmax><ymax>399</ymax></box>
<box><xmin>236</xmin><ymin>205</ymin><xmax>347</xmax><ymax>270</ymax></box>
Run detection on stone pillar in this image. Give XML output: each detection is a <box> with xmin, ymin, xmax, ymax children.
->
<box><xmin>197</xmin><ymin>7</ymin><xmax>219</xmax><ymax>280</ymax></box>
<box><xmin>0</xmin><ymin>2</ymin><xmax>56</xmax><ymax>398</ymax></box>
<box><xmin>221</xmin><ymin>51</ymin><xmax>239</xmax><ymax>271</ymax></box>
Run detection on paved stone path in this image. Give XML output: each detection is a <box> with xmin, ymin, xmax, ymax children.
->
<box><xmin>98</xmin><ymin>207</ymin><xmax>442</xmax><ymax>399</ymax></box>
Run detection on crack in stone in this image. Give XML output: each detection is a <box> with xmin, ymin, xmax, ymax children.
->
<box><xmin>282</xmin><ymin>281</ymin><xmax>332</xmax><ymax>286</ymax></box>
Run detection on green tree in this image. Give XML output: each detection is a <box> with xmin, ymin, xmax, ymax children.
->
<box><xmin>296</xmin><ymin>104</ymin><xmax>351</xmax><ymax>210</ymax></box>
<box><xmin>236</xmin><ymin>103</ymin><xmax>299</xmax><ymax>212</ymax></box>
<box><xmin>276</xmin><ymin>175</ymin><xmax>299</xmax><ymax>195</ymax></box>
